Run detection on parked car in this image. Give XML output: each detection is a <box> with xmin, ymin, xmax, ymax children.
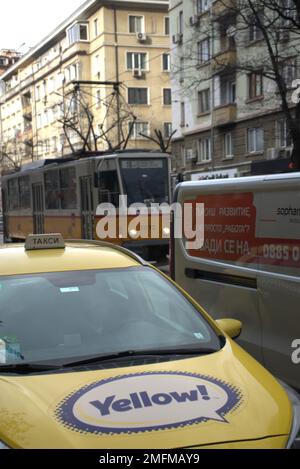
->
<box><xmin>0</xmin><ymin>234</ymin><xmax>299</xmax><ymax>448</ymax></box>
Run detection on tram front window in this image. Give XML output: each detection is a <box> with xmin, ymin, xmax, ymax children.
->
<box><xmin>120</xmin><ymin>158</ymin><xmax>169</xmax><ymax>206</ymax></box>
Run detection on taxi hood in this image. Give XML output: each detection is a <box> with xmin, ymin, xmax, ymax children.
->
<box><xmin>0</xmin><ymin>341</ymin><xmax>292</xmax><ymax>449</ymax></box>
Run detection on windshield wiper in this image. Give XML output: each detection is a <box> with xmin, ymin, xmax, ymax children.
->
<box><xmin>62</xmin><ymin>347</ymin><xmax>219</xmax><ymax>368</ymax></box>
<box><xmin>0</xmin><ymin>363</ymin><xmax>61</xmax><ymax>374</ymax></box>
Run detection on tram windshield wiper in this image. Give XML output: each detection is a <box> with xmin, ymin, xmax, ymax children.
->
<box><xmin>61</xmin><ymin>347</ymin><xmax>219</xmax><ymax>368</ymax></box>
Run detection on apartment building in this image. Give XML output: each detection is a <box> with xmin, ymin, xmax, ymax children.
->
<box><xmin>169</xmin><ymin>0</ymin><xmax>299</xmax><ymax>180</ymax></box>
<box><xmin>0</xmin><ymin>0</ymin><xmax>171</xmax><ymax>166</ymax></box>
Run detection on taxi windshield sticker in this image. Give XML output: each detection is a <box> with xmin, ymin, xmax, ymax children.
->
<box><xmin>54</xmin><ymin>372</ymin><xmax>243</xmax><ymax>435</ymax></box>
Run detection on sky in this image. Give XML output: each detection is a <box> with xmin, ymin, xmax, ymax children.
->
<box><xmin>0</xmin><ymin>0</ymin><xmax>85</xmax><ymax>52</ymax></box>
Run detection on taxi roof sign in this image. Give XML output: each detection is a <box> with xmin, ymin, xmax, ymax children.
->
<box><xmin>25</xmin><ymin>234</ymin><xmax>65</xmax><ymax>251</ymax></box>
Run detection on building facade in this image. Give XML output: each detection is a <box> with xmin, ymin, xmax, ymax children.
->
<box><xmin>169</xmin><ymin>0</ymin><xmax>299</xmax><ymax>180</ymax></box>
<box><xmin>0</xmin><ymin>50</ymin><xmax>21</xmax><ymax>77</ymax></box>
<box><xmin>0</xmin><ymin>0</ymin><xmax>171</xmax><ymax>168</ymax></box>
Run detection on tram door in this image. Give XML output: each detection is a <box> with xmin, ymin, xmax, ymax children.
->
<box><xmin>32</xmin><ymin>183</ymin><xmax>44</xmax><ymax>234</ymax></box>
<box><xmin>80</xmin><ymin>176</ymin><xmax>94</xmax><ymax>239</ymax></box>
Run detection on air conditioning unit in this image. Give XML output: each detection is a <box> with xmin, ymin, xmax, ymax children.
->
<box><xmin>266</xmin><ymin>148</ymin><xmax>280</xmax><ymax>160</ymax></box>
<box><xmin>189</xmin><ymin>15</ymin><xmax>200</xmax><ymax>27</ymax></box>
<box><xmin>132</xmin><ymin>69</ymin><xmax>145</xmax><ymax>78</ymax></box>
<box><xmin>172</xmin><ymin>33</ymin><xmax>183</xmax><ymax>44</ymax></box>
<box><xmin>136</xmin><ymin>32</ymin><xmax>147</xmax><ymax>43</ymax></box>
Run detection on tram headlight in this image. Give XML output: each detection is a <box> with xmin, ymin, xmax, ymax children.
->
<box><xmin>162</xmin><ymin>227</ymin><xmax>170</xmax><ymax>236</ymax></box>
<box><xmin>129</xmin><ymin>229</ymin><xmax>138</xmax><ymax>239</ymax></box>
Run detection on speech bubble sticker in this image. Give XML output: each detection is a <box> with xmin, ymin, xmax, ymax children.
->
<box><xmin>55</xmin><ymin>371</ymin><xmax>243</xmax><ymax>435</ymax></box>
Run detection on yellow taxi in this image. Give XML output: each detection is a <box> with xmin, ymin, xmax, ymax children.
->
<box><xmin>0</xmin><ymin>234</ymin><xmax>299</xmax><ymax>449</ymax></box>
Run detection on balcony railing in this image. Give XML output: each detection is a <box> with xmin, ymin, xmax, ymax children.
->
<box><xmin>213</xmin><ymin>0</ymin><xmax>236</xmax><ymax>18</ymax></box>
<box><xmin>23</xmin><ymin>128</ymin><xmax>33</xmax><ymax>142</ymax></box>
<box><xmin>212</xmin><ymin>49</ymin><xmax>236</xmax><ymax>72</ymax></box>
<box><xmin>213</xmin><ymin>103</ymin><xmax>236</xmax><ymax>126</ymax></box>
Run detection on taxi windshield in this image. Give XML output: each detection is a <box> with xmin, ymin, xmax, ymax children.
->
<box><xmin>0</xmin><ymin>268</ymin><xmax>220</xmax><ymax>367</ymax></box>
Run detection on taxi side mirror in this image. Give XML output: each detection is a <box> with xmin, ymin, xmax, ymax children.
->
<box><xmin>215</xmin><ymin>319</ymin><xmax>242</xmax><ymax>340</ymax></box>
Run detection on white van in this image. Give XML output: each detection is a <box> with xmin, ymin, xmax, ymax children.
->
<box><xmin>171</xmin><ymin>172</ymin><xmax>300</xmax><ymax>390</ymax></box>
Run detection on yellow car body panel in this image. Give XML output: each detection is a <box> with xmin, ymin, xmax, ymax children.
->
<box><xmin>0</xmin><ymin>340</ymin><xmax>291</xmax><ymax>449</ymax></box>
<box><xmin>0</xmin><ymin>244</ymin><xmax>139</xmax><ymax>276</ymax></box>
<box><xmin>0</xmin><ymin>242</ymin><xmax>293</xmax><ymax>448</ymax></box>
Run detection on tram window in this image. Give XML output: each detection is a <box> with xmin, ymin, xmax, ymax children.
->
<box><xmin>98</xmin><ymin>161</ymin><xmax>120</xmax><ymax>207</ymax></box>
<box><xmin>8</xmin><ymin>178</ymin><xmax>19</xmax><ymax>210</ymax></box>
<box><xmin>19</xmin><ymin>176</ymin><xmax>31</xmax><ymax>209</ymax></box>
<box><xmin>60</xmin><ymin>167</ymin><xmax>77</xmax><ymax>209</ymax></box>
<box><xmin>45</xmin><ymin>170</ymin><xmax>60</xmax><ymax>210</ymax></box>
<box><xmin>120</xmin><ymin>158</ymin><xmax>169</xmax><ymax>206</ymax></box>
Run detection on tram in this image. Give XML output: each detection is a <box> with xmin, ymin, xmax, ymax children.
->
<box><xmin>1</xmin><ymin>150</ymin><xmax>171</xmax><ymax>260</ymax></box>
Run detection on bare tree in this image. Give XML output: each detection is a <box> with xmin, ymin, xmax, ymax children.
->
<box><xmin>173</xmin><ymin>0</ymin><xmax>300</xmax><ymax>168</ymax></box>
<box><xmin>55</xmin><ymin>82</ymin><xmax>138</xmax><ymax>154</ymax></box>
<box><xmin>139</xmin><ymin>128</ymin><xmax>177</xmax><ymax>152</ymax></box>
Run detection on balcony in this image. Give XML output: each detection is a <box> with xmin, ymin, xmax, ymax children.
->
<box><xmin>213</xmin><ymin>103</ymin><xmax>236</xmax><ymax>126</ymax></box>
<box><xmin>212</xmin><ymin>49</ymin><xmax>236</xmax><ymax>72</ymax></box>
<box><xmin>213</xmin><ymin>0</ymin><xmax>236</xmax><ymax>19</ymax></box>
<box><xmin>22</xmin><ymin>104</ymin><xmax>32</xmax><ymax>119</ymax></box>
<box><xmin>23</xmin><ymin>128</ymin><xmax>33</xmax><ymax>143</ymax></box>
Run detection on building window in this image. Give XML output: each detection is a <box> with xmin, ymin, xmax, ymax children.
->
<box><xmin>248</xmin><ymin>72</ymin><xmax>263</xmax><ymax>99</ymax></box>
<box><xmin>128</xmin><ymin>88</ymin><xmax>148</xmax><ymax>105</ymax></box>
<box><xmin>180</xmin><ymin>102</ymin><xmax>185</xmax><ymax>127</ymax></box>
<box><xmin>70</xmin><ymin>63</ymin><xmax>78</xmax><ymax>81</ymax></box>
<box><xmin>52</xmin><ymin>136</ymin><xmax>58</xmax><ymax>152</ymax></box>
<box><xmin>179</xmin><ymin>57</ymin><xmax>184</xmax><ymax>82</ymax></box>
<box><xmin>280</xmin><ymin>58</ymin><xmax>297</xmax><ymax>87</ymax></box>
<box><xmin>163</xmin><ymin>122</ymin><xmax>173</xmax><ymax>138</ymax></box>
<box><xmin>198</xmin><ymin>137</ymin><xmax>211</xmax><ymax>162</ymax></box>
<box><xmin>48</xmin><ymin>77</ymin><xmax>55</xmax><ymax>94</ymax></box>
<box><xmin>94</xmin><ymin>18</ymin><xmax>98</xmax><ymax>37</ymax></box>
<box><xmin>37</xmin><ymin>113</ymin><xmax>42</xmax><ymax>129</ymax></box>
<box><xmin>165</xmin><ymin>17</ymin><xmax>170</xmax><ymax>35</ymax></box>
<box><xmin>129</xmin><ymin>16</ymin><xmax>144</xmax><ymax>33</ymax></box>
<box><xmin>179</xmin><ymin>11</ymin><xmax>183</xmax><ymax>34</ymax></box>
<box><xmin>196</xmin><ymin>0</ymin><xmax>212</xmax><ymax>14</ymax></box>
<box><xmin>276</xmin><ymin>120</ymin><xmax>292</xmax><ymax>148</ymax></box>
<box><xmin>129</xmin><ymin>121</ymin><xmax>150</xmax><ymax>139</ymax></box>
<box><xmin>36</xmin><ymin>85</ymin><xmax>40</xmax><ymax>101</ymax></box>
<box><xmin>249</xmin><ymin>13</ymin><xmax>264</xmax><ymax>42</ymax></box>
<box><xmin>224</xmin><ymin>132</ymin><xmax>233</xmax><ymax>158</ymax></box>
<box><xmin>163</xmin><ymin>88</ymin><xmax>172</xmax><ymax>105</ymax></box>
<box><xmin>198</xmin><ymin>88</ymin><xmax>210</xmax><ymax>114</ymax></box>
<box><xmin>67</xmin><ymin>22</ymin><xmax>89</xmax><ymax>46</ymax></box>
<box><xmin>247</xmin><ymin>127</ymin><xmax>264</xmax><ymax>153</ymax></box>
<box><xmin>127</xmin><ymin>52</ymin><xmax>147</xmax><ymax>70</ymax></box>
<box><xmin>220</xmin><ymin>78</ymin><xmax>236</xmax><ymax>104</ymax></box>
<box><xmin>162</xmin><ymin>53</ymin><xmax>170</xmax><ymax>71</ymax></box>
<box><xmin>96</xmin><ymin>90</ymin><xmax>101</xmax><ymax>108</ymax></box>
<box><xmin>197</xmin><ymin>38</ymin><xmax>211</xmax><ymax>64</ymax></box>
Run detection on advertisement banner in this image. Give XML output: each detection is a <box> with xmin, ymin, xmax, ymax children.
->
<box><xmin>186</xmin><ymin>192</ymin><xmax>300</xmax><ymax>269</ymax></box>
